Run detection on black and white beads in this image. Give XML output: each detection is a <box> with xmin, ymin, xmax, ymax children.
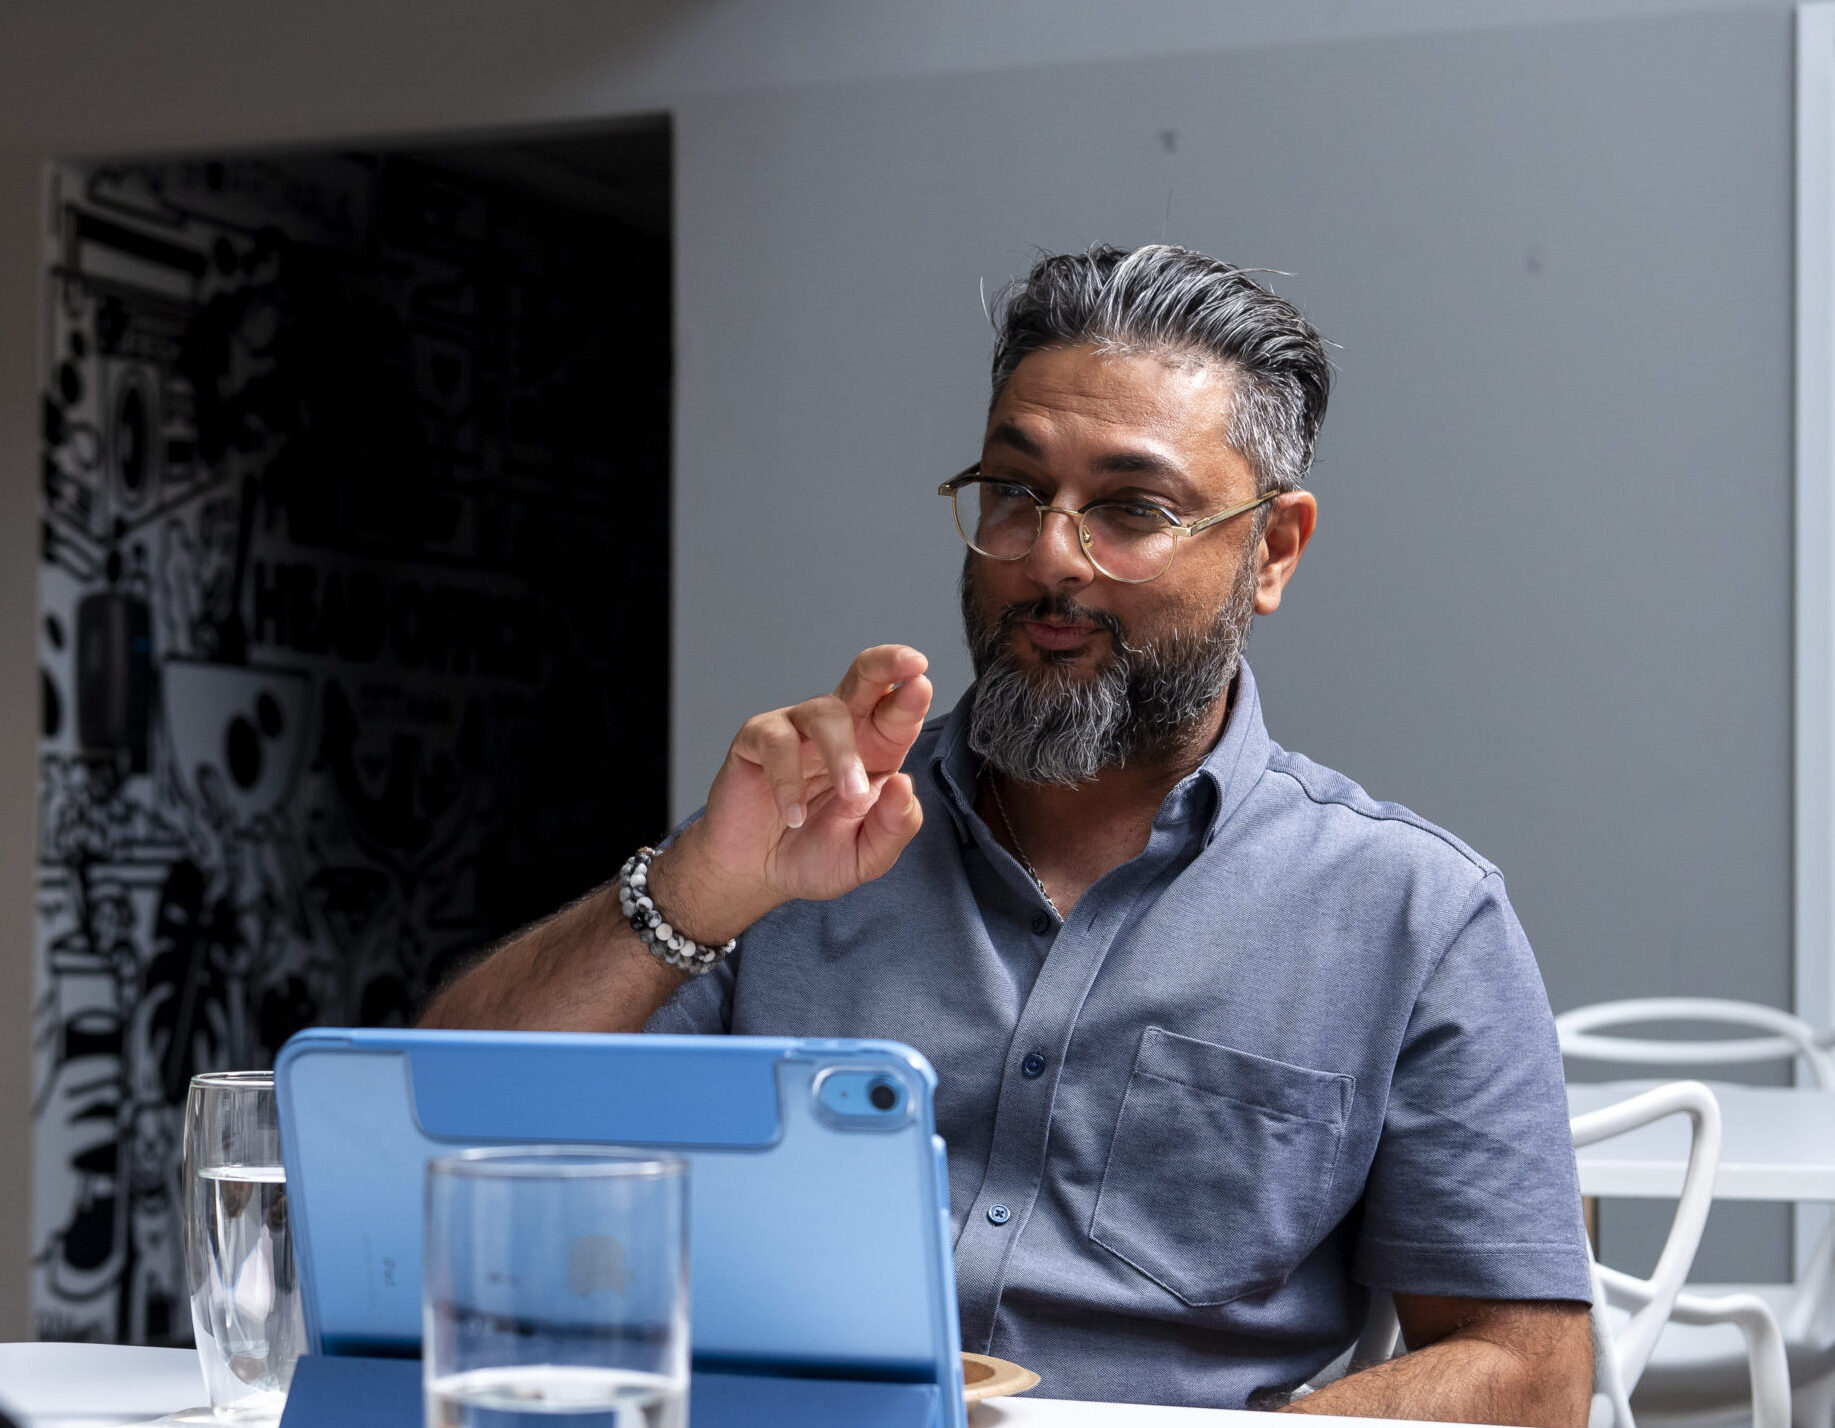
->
<box><xmin>617</xmin><ymin>846</ymin><xmax>738</xmax><ymax>976</ymax></box>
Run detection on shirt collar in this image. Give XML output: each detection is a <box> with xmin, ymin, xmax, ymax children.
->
<box><xmin>929</xmin><ymin>657</ymin><xmax>1273</xmax><ymax>848</ymax></box>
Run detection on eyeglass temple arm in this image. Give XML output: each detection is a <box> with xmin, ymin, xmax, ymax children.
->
<box><xmin>1186</xmin><ymin>489</ymin><xmax>1279</xmax><ymax>536</ymax></box>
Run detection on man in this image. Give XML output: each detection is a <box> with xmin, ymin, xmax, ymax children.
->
<box><xmin>424</xmin><ymin>244</ymin><xmax>1595</xmax><ymax>1423</ymax></box>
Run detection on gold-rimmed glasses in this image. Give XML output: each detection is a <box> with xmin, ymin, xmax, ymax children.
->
<box><xmin>938</xmin><ymin>464</ymin><xmax>1277</xmax><ymax>584</ymax></box>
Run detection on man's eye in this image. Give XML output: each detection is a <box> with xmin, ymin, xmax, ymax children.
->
<box><xmin>1102</xmin><ymin>501</ymin><xmax>1175</xmax><ymax>525</ymax></box>
<box><xmin>988</xmin><ymin>482</ymin><xmax>1039</xmax><ymax>503</ymax></box>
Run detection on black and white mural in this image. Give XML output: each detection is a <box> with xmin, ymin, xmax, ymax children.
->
<box><xmin>33</xmin><ymin>152</ymin><xmax>670</xmax><ymax>1343</ymax></box>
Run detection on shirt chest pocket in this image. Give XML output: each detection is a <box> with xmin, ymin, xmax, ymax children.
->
<box><xmin>1089</xmin><ymin>1026</ymin><xmax>1355</xmax><ymax>1307</ymax></box>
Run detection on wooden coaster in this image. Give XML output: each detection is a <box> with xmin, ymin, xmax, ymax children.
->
<box><xmin>961</xmin><ymin>1352</ymin><xmax>1042</xmax><ymax>1404</ymax></box>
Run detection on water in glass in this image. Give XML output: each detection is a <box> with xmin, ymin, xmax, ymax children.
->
<box><xmin>426</xmin><ymin>1365</ymin><xmax>685</xmax><ymax>1428</ymax></box>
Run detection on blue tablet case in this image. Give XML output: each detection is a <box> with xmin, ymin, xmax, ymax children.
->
<box><xmin>273</xmin><ymin>1028</ymin><xmax>966</xmax><ymax>1428</ymax></box>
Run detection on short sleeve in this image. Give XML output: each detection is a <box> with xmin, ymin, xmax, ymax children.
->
<box><xmin>1351</xmin><ymin>872</ymin><xmax>1593</xmax><ymax>1302</ymax></box>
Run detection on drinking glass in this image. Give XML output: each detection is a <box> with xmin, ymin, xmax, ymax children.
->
<box><xmin>424</xmin><ymin>1147</ymin><xmax>689</xmax><ymax>1428</ymax></box>
<box><xmin>181</xmin><ymin>1071</ymin><xmax>305</xmax><ymax>1424</ymax></box>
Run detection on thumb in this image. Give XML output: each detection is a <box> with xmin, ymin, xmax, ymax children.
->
<box><xmin>853</xmin><ymin>773</ymin><xmax>923</xmax><ymax>884</ymax></box>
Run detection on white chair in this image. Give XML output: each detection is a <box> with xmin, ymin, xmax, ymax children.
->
<box><xmin>1559</xmin><ymin>999</ymin><xmax>1835</xmax><ymax>1085</ymax></box>
<box><xmin>1573</xmin><ymin>1081</ymin><xmax>1792</xmax><ymax>1428</ymax></box>
<box><xmin>1559</xmin><ymin>998</ymin><xmax>1834</xmax><ymax>1428</ymax></box>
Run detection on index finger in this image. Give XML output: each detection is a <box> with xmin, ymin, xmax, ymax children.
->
<box><xmin>833</xmin><ymin>644</ymin><xmax>929</xmax><ymax>718</ymax></box>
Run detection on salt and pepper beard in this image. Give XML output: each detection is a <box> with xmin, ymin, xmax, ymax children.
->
<box><xmin>961</xmin><ymin>549</ymin><xmax>1260</xmax><ymax>787</ymax></box>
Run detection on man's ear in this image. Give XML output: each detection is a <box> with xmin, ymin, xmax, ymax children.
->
<box><xmin>1254</xmin><ymin>491</ymin><xmax>1317</xmax><ymax>615</ymax></box>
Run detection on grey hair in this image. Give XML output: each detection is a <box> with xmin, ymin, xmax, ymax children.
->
<box><xmin>988</xmin><ymin>243</ymin><xmax>1333</xmax><ymax>494</ymax></box>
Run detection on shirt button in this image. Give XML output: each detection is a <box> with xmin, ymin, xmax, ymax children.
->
<box><xmin>1029</xmin><ymin>913</ymin><xmax>1052</xmax><ymax>935</ymax></box>
<box><xmin>1020</xmin><ymin>1052</ymin><xmax>1047</xmax><ymax>1079</ymax></box>
<box><xmin>986</xmin><ymin>1203</ymin><xmax>1012</xmax><ymax>1225</ymax></box>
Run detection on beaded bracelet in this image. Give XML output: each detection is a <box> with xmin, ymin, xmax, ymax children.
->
<box><xmin>617</xmin><ymin>846</ymin><xmax>737</xmax><ymax>976</ymax></box>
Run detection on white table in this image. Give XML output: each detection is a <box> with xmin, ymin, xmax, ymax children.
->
<box><xmin>1567</xmin><ymin>1080</ymin><xmax>1835</xmax><ymax>1200</ymax></box>
<box><xmin>0</xmin><ymin>1342</ymin><xmax>208</xmax><ymax>1426</ymax></box>
<box><xmin>0</xmin><ymin>1342</ymin><xmax>1480</xmax><ymax>1428</ymax></box>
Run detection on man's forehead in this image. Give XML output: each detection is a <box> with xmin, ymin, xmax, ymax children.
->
<box><xmin>986</xmin><ymin>420</ymin><xmax>1189</xmax><ymax>479</ymax></box>
<box><xmin>984</xmin><ymin>345</ymin><xmax>1247</xmax><ymax>485</ymax></box>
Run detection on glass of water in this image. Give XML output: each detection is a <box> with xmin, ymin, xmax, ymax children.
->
<box><xmin>182</xmin><ymin>1070</ymin><xmax>305</xmax><ymax>1423</ymax></box>
<box><xmin>424</xmin><ymin>1147</ymin><xmax>689</xmax><ymax>1428</ymax></box>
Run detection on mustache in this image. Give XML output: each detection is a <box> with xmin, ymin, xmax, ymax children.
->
<box><xmin>994</xmin><ymin>594</ymin><xmax>1129</xmax><ymax>647</ymax></box>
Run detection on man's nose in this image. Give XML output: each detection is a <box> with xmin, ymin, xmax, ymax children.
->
<box><xmin>1022</xmin><ymin>506</ymin><xmax>1097</xmax><ymax>588</ymax></box>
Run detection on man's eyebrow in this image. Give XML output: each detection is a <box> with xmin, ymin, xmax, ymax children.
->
<box><xmin>1092</xmin><ymin>450</ymin><xmax>1200</xmax><ymax>503</ymax></box>
<box><xmin>985</xmin><ymin>422</ymin><xmax>1042</xmax><ymax>458</ymax></box>
<box><xmin>1092</xmin><ymin>449</ymin><xmax>1183</xmax><ymax>478</ymax></box>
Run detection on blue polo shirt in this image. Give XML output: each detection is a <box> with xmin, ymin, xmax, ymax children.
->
<box><xmin>648</xmin><ymin>660</ymin><xmax>1593</xmax><ymax>1408</ymax></box>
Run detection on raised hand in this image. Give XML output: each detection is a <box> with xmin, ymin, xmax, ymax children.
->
<box><xmin>658</xmin><ymin>646</ymin><xmax>934</xmax><ymax>939</ymax></box>
<box><xmin>417</xmin><ymin>644</ymin><xmax>934</xmax><ymax>1033</ymax></box>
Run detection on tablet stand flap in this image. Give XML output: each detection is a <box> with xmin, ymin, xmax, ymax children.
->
<box><xmin>279</xmin><ymin>1356</ymin><xmax>945</xmax><ymax>1428</ymax></box>
<box><xmin>278</xmin><ymin>1355</ymin><xmax>418</xmax><ymax>1428</ymax></box>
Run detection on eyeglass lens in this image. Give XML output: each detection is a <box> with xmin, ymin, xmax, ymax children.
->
<box><xmin>953</xmin><ymin>482</ymin><xmax>1180</xmax><ymax>582</ymax></box>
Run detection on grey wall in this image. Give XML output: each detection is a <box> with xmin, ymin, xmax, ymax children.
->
<box><xmin>0</xmin><ymin>0</ymin><xmax>1804</xmax><ymax>1332</ymax></box>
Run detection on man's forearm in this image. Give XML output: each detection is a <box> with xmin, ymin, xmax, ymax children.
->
<box><xmin>1282</xmin><ymin>1316</ymin><xmax>1592</xmax><ymax>1428</ymax></box>
<box><xmin>418</xmin><ymin>827</ymin><xmax>780</xmax><ymax>1032</ymax></box>
<box><xmin>418</xmin><ymin>879</ymin><xmax>687</xmax><ymax>1032</ymax></box>
<box><xmin>1284</xmin><ymin>1336</ymin><xmax>1570</xmax><ymax>1424</ymax></box>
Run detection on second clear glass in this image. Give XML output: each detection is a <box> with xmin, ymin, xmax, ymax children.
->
<box><xmin>423</xmin><ymin>1147</ymin><xmax>690</xmax><ymax>1428</ymax></box>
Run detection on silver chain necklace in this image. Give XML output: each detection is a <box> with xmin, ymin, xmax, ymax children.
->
<box><xmin>987</xmin><ymin>772</ymin><xmax>1061</xmax><ymax>919</ymax></box>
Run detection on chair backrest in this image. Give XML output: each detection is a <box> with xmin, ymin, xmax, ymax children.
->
<box><xmin>1557</xmin><ymin>998</ymin><xmax>1835</xmax><ymax>1087</ymax></box>
<box><xmin>1570</xmin><ymin>1079</ymin><xmax>1723</xmax><ymax>1427</ymax></box>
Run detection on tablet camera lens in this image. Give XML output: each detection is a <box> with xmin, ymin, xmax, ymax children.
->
<box><xmin>868</xmin><ymin>1080</ymin><xmax>899</xmax><ymax>1111</ymax></box>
